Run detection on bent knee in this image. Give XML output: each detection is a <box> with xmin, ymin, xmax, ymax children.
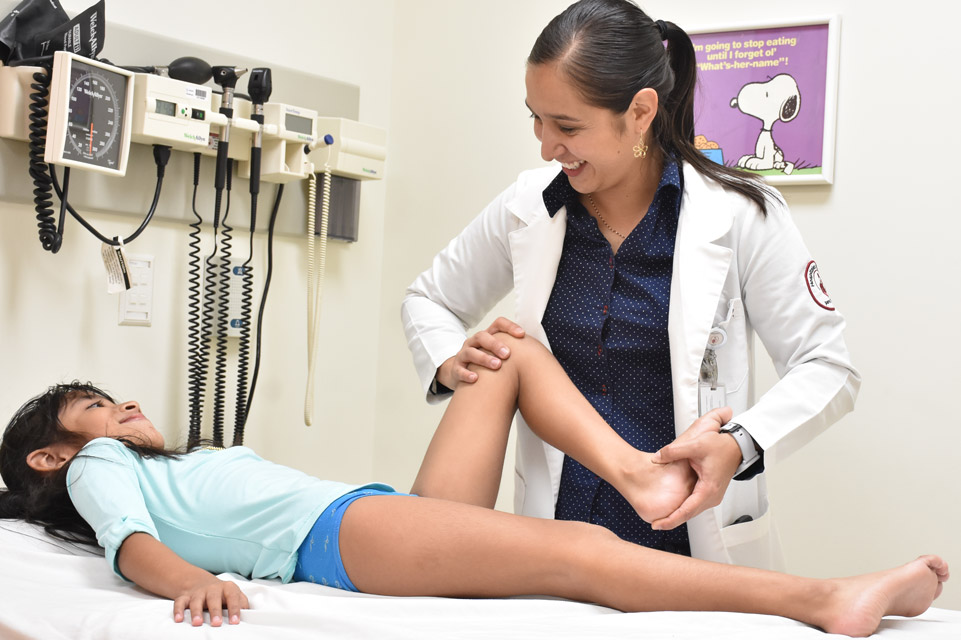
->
<box><xmin>490</xmin><ymin>332</ymin><xmax>548</xmax><ymax>358</ymax></box>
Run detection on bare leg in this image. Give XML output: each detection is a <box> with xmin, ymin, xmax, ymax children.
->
<box><xmin>412</xmin><ymin>333</ymin><xmax>695</xmax><ymax>521</ymax></box>
<box><xmin>340</xmin><ymin>495</ymin><xmax>949</xmax><ymax>637</ymax></box>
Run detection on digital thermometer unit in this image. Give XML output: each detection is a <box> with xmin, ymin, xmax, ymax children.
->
<box><xmin>130</xmin><ymin>73</ymin><xmax>212</xmax><ymax>152</ymax></box>
<box><xmin>45</xmin><ymin>51</ymin><xmax>134</xmax><ymax>176</ymax></box>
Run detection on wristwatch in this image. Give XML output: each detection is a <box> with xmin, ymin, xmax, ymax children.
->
<box><xmin>719</xmin><ymin>422</ymin><xmax>763</xmax><ymax>480</ymax></box>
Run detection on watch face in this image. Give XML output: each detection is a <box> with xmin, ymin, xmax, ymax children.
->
<box><xmin>61</xmin><ymin>59</ymin><xmax>128</xmax><ymax>170</ymax></box>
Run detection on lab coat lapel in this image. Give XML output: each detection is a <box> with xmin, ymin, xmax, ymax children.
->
<box><xmin>507</xmin><ymin>192</ymin><xmax>568</xmax><ymax>503</ymax></box>
<box><xmin>669</xmin><ymin>167</ymin><xmax>735</xmax><ymax>437</ymax></box>
<box><xmin>508</xmin><ymin>206</ymin><xmax>567</xmax><ymax>346</ymax></box>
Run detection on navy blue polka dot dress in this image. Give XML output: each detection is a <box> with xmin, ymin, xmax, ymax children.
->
<box><xmin>541</xmin><ymin>161</ymin><xmax>690</xmax><ymax>554</ymax></box>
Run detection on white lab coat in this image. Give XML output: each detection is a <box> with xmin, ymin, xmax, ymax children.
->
<box><xmin>402</xmin><ymin>163</ymin><xmax>859</xmax><ymax>570</ymax></box>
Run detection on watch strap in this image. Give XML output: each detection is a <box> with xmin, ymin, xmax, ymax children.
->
<box><xmin>720</xmin><ymin>423</ymin><xmax>762</xmax><ymax>480</ymax></box>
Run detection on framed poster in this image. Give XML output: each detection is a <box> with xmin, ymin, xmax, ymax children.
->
<box><xmin>689</xmin><ymin>17</ymin><xmax>840</xmax><ymax>185</ymax></box>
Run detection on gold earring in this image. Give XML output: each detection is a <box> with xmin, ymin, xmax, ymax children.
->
<box><xmin>633</xmin><ymin>135</ymin><xmax>649</xmax><ymax>159</ymax></box>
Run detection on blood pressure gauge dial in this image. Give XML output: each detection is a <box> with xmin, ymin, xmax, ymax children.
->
<box><xmin>45</xmin><ymin>52</ymin><xmax>135</xmax><ymax>176</ymax></box>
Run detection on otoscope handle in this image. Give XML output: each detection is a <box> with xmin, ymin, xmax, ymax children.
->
<box><xmin>249</xmin><ymin>147</ymin><xmax>262</xmax><ymax>197</ymax></box>
<box><xmin>215</xmin><ymin>140</ymin><xmax>230</xmax><ymax>194</ymax></box>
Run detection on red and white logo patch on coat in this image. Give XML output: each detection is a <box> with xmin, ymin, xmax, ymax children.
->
<box><xmin>805</xmin><ymin>260</ymin><xmax>834</xmax><ymax>310</ymax></box>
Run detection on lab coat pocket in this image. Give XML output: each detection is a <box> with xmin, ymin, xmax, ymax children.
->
<box><xmin>720</xmin><ymin>506</ymin><xmax>782</xmax><ymax>570</ymax></box>
<box><xmin>720</xmin><ymin>508</ymin><xmax>776</xmax><ymax>569</ymax></box>
<box><xmin>720</xmin><ymin>505</ymin><xmax>770</xmax><ymax>547</ymax></box>
<box><xmin>718</xmin><ymin>486</ymin><xmax>781</xmax><ymax>570</ymax></box>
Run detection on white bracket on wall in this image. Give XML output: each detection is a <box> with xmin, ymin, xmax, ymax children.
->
<box><xmin>0</xmin><ymin>22</ymin><xmax>362</xmax><ymax>237</ymax></box>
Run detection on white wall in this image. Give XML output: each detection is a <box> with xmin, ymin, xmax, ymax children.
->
<box><xmin>374</xmin><ymin>0</ymin><xmax>961</xmax><ymax>610</ymax></box>
<box><xmin>0</xmin><ymin>0</ymin><xmax>395</xmax><ymax>487</ymax></box>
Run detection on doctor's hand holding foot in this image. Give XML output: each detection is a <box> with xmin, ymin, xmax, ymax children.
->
<box><xmin>647</xmin><ymin>407</ymin><xmax>747</xmax><ymax>530</ymax></box>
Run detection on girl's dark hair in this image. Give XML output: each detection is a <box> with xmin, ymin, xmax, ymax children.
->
<box><xmin>529</xmin><ymin>0</ymin><xmax>774</xmax><ymax>213</ymax></box>
<box><xmin>0</xmin><ymin>382</ymin><xmax>180</xmax><ymax>545</ymax></box>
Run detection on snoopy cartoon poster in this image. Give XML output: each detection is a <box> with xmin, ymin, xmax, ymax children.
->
<box><xmin>689</xmin><ymin>18</ymin><xmax>840</xmax><ymax>184</ymax></box>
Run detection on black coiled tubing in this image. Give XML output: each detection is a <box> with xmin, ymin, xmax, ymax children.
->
<box><xmin>27</xmin><ymin>63</ymin><xmax>62</xmax><ymax>253</ymax></box>
<box><xmin>186</xmin><ymin>153</ymin><xmax>207</xmax><ymax>449</ymax></box>
<box><xmin>197</xmin><ymin>188</ymin><xmax>221</xmax><ymax>445</ymax></box>
<box><xmin>210</xmin><ymin>162</ymin><xmax>234</xmax><ymax>446</ymax></box>
<box><xmin>233</xmin><ymin>196</ymin><xmax>256</xmax><ymax>445</ymax></box>
<box><xmin>243</xmin><ymin>184</ymin><xmax>284</xmax><ymax>431</ymax></box>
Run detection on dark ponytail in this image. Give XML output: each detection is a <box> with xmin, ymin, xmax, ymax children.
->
<box><xmin>529</xmin><ymin>0</ymin><xmax>774</xmax><ymax>214</ymax></box>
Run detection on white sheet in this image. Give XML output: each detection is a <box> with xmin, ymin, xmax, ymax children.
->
<box><xmin>2</xmin><ymin>520</ymin><xmax>958</xmax><ymax>639</ymax></box>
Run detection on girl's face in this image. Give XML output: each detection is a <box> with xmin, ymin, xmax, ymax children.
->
<box><xmin>525</xmin><ymin>62</ymin><xmax>642</xmax><ymax>197</ymax></box>
<box><xmin>59</xmin><ymin>393</ymin><xmax>165</xmax><ymax>449</ymax></box>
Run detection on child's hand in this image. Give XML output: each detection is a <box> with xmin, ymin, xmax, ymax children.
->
<box><xmin>116</xmin><ymin>533</ymin><xmax>250</xmax><ymax>625</ymax></box>
<box><xmin>173</xmin><ymin>576</ymin><xmax>249</xmax><ymax>626</ymax></box>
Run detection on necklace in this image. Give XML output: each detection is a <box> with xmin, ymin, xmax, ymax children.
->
<box><xmin>587</xmin><ymin>194</ymin><xmax>627</xmax><ymax>240</ymax></box>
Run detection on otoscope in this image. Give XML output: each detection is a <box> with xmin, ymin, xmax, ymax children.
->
<box><xmin>246</xmin><ymin>68</ymin><xmax>270</xmax><ymax>218</ymax></box>
<box><xmin>211</xmin><ymin>65</ymin><xmax>248</xmax><ymax>224</ymax></box>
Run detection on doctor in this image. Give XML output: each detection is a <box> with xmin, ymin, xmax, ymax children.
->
<box><xmin>402</xmin><ymin>0</ymin><xmax>858</xmax><ymax>570</ymax></box>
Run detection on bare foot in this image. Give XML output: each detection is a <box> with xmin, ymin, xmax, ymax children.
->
<box><xmin>615</xmin><ymin>455</ymin><xmax>695</xmax><ymax>524</ymax></box>
<box><xmin>818</xmin><ymin>555</ymin><xmax>949</xmax><ymax>637</ymax></box>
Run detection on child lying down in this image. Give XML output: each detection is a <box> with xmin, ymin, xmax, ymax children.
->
<box><xmin>0</xmin><ymin>334</ymin><xmax>949</xmax><ymax>637</ymax></box>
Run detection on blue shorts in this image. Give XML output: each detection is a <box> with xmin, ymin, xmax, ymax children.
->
<box><xmin>293</xmin><ymin>487</ymin><xmax>401</xmax><ymax>591</ymax></box>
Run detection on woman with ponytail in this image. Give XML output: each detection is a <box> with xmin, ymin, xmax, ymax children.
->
<box><xmin>403</xmin><ymin>0</ymin><xmax>859</xmax><ymax>569</ymax></box>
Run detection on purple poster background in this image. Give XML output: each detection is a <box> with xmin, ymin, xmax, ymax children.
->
<box><xmin>691</xmin><ymin>23</ymin><xmax>829</xmax><ymax>174</ymax></box>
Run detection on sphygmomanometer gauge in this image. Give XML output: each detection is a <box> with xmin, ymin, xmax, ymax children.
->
<box><xmin>45</xmin><ymin>52</ymin><xmax>135</xmax><ymax>176</ymax></box>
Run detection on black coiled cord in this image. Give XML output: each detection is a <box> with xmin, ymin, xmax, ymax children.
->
<box><xmin>210</xmin><ymin>160</ymin><xmax>234</xmax><ymax>447</ymax></box>
<box><xmin>244</xmin><ymin>184</ymin><xmax>284</xmax><ymax>423</ymax></box>
<box><xmin>48</xmin><ymin>144</ymin><xmax>169</xmax><ymax>245</ymax></box>
<box><xmin>27</xmin><ymin>62</ymin><xmax>62</xmax><ymax>253</ymax></box>
<box><xmin>198</xmin><ymin>196</ymin><xmax>221</xmax><ymax>446</ymax></box>
<box><xmin>232</xmin><ymin>195</ymin><xmax>256</xmax><ymax>446</ymax></box>
<box><xmin>186</xmin><ymin>153</ymin><xmax>206</xmax><ymax>449</ymax></box>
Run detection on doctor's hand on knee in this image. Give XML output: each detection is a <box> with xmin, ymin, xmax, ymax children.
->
<box><xmin>649</xmin><ymin>407</ymin><xmax>741</xmax><ymax>530</ymax></box>
<box><xmin>436</xmin><ymin>317</ymin><xmax>526</xmax><ymax>390</ymax></box>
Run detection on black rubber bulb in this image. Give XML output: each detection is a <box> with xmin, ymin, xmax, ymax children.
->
<box><xmin>167</xmin><ymin>56</ymin><xmax>213</xmax><ymax>84</ymax></box>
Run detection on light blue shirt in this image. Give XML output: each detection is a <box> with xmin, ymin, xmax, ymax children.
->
<box><xmin>66</xmin><ymin>438</ymin><xmax>391</xmax><ymax>582</ymax></box>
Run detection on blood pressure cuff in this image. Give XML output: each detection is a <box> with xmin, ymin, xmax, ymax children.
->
<box><xmin>0</xmin><ymin>0</ymin><xmax>68</xmax><ymax>62</ymax></box>
<box><xmin>0</xmin><ymin>0</ymin><xmax>104</xmax><ymax>63</ymax></box>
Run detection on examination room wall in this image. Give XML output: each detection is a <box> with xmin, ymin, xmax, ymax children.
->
<box><xmin>374</xmin><ymin>0</ymin><xmax>961</xmax><ymax>609</ymax></box>
<box><xmin>0</xmin><ymin>0</ymin><xmax>395</xmax><ymax>487</ymax></box>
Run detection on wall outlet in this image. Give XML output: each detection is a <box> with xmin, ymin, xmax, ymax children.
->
<box><xmin>119</xmin><ymin>254</ymin><xmax>154</xmax><ymax>326</ymax></box>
